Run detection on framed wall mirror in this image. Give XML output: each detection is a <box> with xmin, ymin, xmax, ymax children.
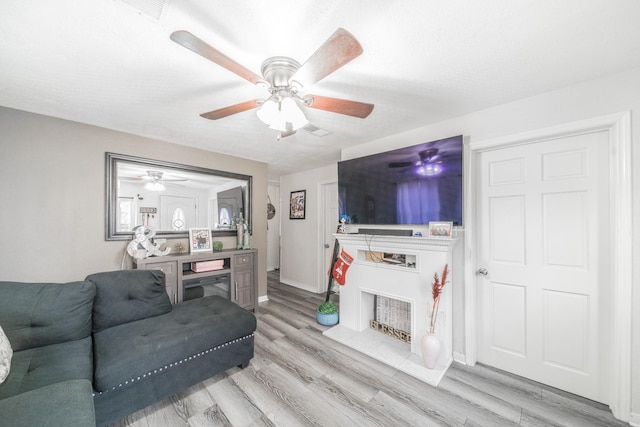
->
<box><xmin>106</xmin><ymin>152</ymin><xmax>252</xmax><ymax>241</ymax></box>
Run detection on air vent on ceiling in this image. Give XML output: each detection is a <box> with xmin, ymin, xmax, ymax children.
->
<box><xmin>302</xmin><ymin>124</ymin><xmax>332</xmax><ymax>137</ymax></box>
<box><xmin>119</xmin><ymin>0</ymin><xmax>167</xmax><ymax>20</ymax></box>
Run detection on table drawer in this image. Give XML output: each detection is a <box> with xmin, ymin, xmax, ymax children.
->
<box><xmin>148</xmin><ymin>261</ymin><xmax>177</xmax><ymax>279</ymax></box>
<box><xmin>234</xmin><ymin>253</ymin><xmax>254</xmax><ymax>267</ymax></box>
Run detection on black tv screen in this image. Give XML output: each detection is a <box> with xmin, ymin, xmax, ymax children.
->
<box><xmin>338</xmin><ymin>135</ymin><xmax>463</xmax><ymax>226</ymax></box>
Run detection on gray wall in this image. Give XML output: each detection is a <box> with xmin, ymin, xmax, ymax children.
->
<box><xmin>0</xmin><ymin>107</ymin><xmax>269</xmax><ymax>299</ymax></box>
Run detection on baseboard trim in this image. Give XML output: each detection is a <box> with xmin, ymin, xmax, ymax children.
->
<box><xmin>453</xmin><ymin>352</ymin><xmax>467</xmax><ymax>365</ymax></box>
<box><xmin>258</xmin><ymin>295</ymin><xmax>269</xmax><ymax>303</ymax></box>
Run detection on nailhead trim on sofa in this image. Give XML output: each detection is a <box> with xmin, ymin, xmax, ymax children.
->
<box><xmin>92</xmin><ymin>333</ymin><xmax>254</xmax><ymax>396</ymax></box>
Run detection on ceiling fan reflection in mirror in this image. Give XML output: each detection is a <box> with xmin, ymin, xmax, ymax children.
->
<box><xmin>170</xmin><ymin>28</ymin><xmax>374</xmax><ymax>139</ymax></box>
<box><xmin>121</xmin><ymin>170</ymin><xmax>188</xmax><ymax>191</ymax></box>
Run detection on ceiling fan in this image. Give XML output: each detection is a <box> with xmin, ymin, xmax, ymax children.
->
<box><xmin>121</xmin><ymin>170</ymin><xmax>187</xmax><ymax>191</ymax></box>
<box><xmin>388</xmin><ymin>149</ymin><xmax>445</xmax><ymax>176</ymax></box>
<box><xmin>170</xmin><ymin>28</ymin><xmax>374</xmax><ymax>138</ymax></box>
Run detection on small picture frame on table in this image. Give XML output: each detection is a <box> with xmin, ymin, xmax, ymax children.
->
<box><xmin>189</xmin><ymin>228</ymin><xmax>212</xmax><ymax>253</ymax></box>
<box><xmin>428</xmin><ymin>221</ymin><xmax>453</xmax><ymax>238</ymax></box>
<box><xmin>289</xmin><ymin>190</ymin><xmax>306</xmax><ymax>219</ymax></box>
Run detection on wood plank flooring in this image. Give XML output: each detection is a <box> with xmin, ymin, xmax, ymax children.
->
<box><xmin>110</xmin><ymin>271</ymin><xmax>626</xmax><ymax>426</ymax></box>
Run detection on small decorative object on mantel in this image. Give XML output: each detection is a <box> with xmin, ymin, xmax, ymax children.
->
<box><xmin>173</xmin><ymin>242</ymin><xmax>185</xmax><ymax>254</ymax></box>
<box><xmin>337</xmin><ymin>215</ymin><xmax>348</xmax><ymax>234</ymax></box>
<box><xmin>212</xmin><ymin>241</ymin><xmax>223</xmax><ymax>252</ymax></box>
<box><xmin>127</xmin><ymin>226</ymin><xmax>171</xmax><ymax>259</ymax></box>
<box><xmin>428</xmin><ymin>221</ymin><xmax>453</xmax><ymax>238</ymax></box>
<box><xmin>421</xmin><ymin>264</ymin><xmax>450</xmax><ymax>369</ymax></box>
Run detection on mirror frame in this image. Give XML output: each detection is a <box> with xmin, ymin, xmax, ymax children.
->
<box><xmin>105</xmin><ymin>152</ymin><xmax>252</xmax><ymax>241</ymax></box>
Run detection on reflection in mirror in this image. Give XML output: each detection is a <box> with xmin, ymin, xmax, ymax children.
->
<box><xmin>106</xmin><ymin>153</ymin><xmax>251</xmax><ymax>241</ymax></box>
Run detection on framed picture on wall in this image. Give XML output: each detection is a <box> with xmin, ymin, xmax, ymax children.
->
<box><xmin>289</xmin><ymin>190</ymin><xmax>306</xmax><ymax>219</ymax></box>
<box><xmin>428</xmin><ymin>221</ymin><xmax>453</xmax><ymax>238</ymax></box>
<box><xmin>189</xmin><ymin>228</ymin><xmax>212</xmax><ymax>253</ymax></box>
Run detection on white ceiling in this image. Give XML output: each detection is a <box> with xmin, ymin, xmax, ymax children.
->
<box><xmin>2</xmin><ymin>1</ymin><xmax>640</xmax><ymax>180</ymax></box>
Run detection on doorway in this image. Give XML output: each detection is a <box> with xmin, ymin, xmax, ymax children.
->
<box><xmin>476</xmin><ymin>131</ymin><xmax>609</xmax><ymax>402</ymax></box>
<box><xmin>464</xmin><ymin>113</ymin><xmax>632</xmax><ymax>419</ymax></box>
<box><xmin>319</xmin><ymin>181</ymin><xmax>339</xmax><ymax>293</ymax></box>
<box><xmin>160</xmin><ymin>195</ymin><xmax>196</xmax><ymax>230</ymax></box>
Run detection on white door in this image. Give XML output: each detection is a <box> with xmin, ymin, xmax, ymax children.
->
<box><xmin>160</xmin><ymin>195</ymin><xmax>197</xmax><ymax>230</ymax></box>
<box><xmin>476</xmin><ymin>131</ymin><xmax>610</xmax><ymax>403</ymax></box>
<box><xmin>320</xmin><ymin>182</ymin><xmax>339</xmax><ymax>293</ymax></box>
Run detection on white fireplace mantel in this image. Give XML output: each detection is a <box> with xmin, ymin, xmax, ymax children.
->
<box><xmin>324</xmin><ymin>233</ymin><xmax>457</xmax><ymax>386</ymax></box>
<box><xmin>333</xmin><ymin>233</ymin><xmax>458</xmax><ymax>251</ymax></box>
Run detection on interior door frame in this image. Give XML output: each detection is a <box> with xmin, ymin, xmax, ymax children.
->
<box><xmin>463</xmin><ymin>112</ymin><xmax>632</xmax><ymax>421</ymax></box>
<box><xmin>318</xmin><ymin>179</ymin><xmax>338</xmax><ymax>293</ymax></box>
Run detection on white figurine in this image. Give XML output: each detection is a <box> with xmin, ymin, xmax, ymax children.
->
<box><xmin>127</xmin><ymin>226</ymin><xmax>171</xmax><ymax>259</ymax></box>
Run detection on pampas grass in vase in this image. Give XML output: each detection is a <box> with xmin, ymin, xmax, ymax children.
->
<box><xmin>429</xmin><ymin>264</ymin><xmax>449</xmax><ymax>334</ymax></box>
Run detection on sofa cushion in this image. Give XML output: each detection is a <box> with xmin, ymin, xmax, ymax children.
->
<box><xmin>92</xmin><ymin>295</ymin><xmax>256</xmax><ymax>392</ymax></box>
<box><xmin>0</xmin><ymin>325</ymin><xmax>12</xmax><ymax>384</ymax></box>
<box><xmin>0</xmin><ymin>336</ymin><xmax>93</xmax><ymax>400</ymax></box>
<box><xmin>86</xmin><ymin>270</ymin><xmax>172</xmax><ymax>333</ymax></box>
<box><xmin>0</xmin><ymin>280</ymin><xmax>96</xmax><ymax>351</ymax></box>
<box><xmin>0</xmin><ymin>379</ymin><xmax>95</xmax><ymax>427</ymax></box>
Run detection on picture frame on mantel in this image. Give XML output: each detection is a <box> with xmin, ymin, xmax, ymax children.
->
<box><xmin>189</xmin><ymin>228</ymin><xmax>212</xmax><ymax>253</ymax></box>
<box><xmin>289</xmin><ymin>190</ymin><xmax>306</xmax><ymax>219</ymax></box>
<box><xmin>428</xmin><ymin>221</ymin><xmax>453</xmax><ymax>238</ymax></box>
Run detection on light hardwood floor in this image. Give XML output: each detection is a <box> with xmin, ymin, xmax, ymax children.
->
<box><xmin>111</xmin><ymin>271</ymin><xmax>626</xmax><ymax>426</ymax></box>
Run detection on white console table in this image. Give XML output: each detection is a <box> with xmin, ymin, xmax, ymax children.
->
<box><xmin>324</xmin><ymin>233</ymin><xmax>457</xmax><ymax>386</ymax></box>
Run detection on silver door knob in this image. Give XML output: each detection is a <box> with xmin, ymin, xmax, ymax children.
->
<box><xmin>324</xmin><ymin>243</ymin><xmax>330</xmax><ymax>248</ymax></box>
<box><xmin>476</xmin><ymin>268</ymin><xmax>488</xmax><ymax>276</ymax></box>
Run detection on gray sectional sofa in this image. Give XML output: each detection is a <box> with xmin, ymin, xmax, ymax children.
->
<box><xmin>0</xmin><ymin>269</ymin><xmax>256</xmax><ymax>427</ymax></box>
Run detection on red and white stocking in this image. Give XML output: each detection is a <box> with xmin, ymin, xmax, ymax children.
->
<box><xmin>332</xmin><ymin>249</ymin><xmax>354</xmax><ymax>286</ymax></box>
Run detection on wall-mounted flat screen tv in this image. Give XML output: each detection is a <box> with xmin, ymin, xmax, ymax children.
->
<box><xmin>338</xmin><ymin>135</ymin><xmax>463</xmax><ymax>226</ymax></box>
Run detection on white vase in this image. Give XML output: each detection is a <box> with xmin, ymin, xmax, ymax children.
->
<box><xmin>421</xmin><ymin>332</ymin><xmax>441</xmax><ymax>369</ymax></box>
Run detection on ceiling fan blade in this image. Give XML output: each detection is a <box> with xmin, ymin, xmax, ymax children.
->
<box><xmin>200</xmin><ymin>99</ymin><xmax>261</xmax><ymax>120</ymax></box>
<box><xmin>303</xmin><ymin>95</ymin><xmax>373</xmax><ymax>118</ymax></box>
<box><xmin>170</xmin><ymin>30</ymin><xmax>265</xmax><ymax>86</ymax></box>
<box><xmin>291</xmin><ymin>28</ymin><xmax>363</xmax><ymax>89</ymax></box>
<box><xmin>388</xmin><ymin>162</ymin><xmax>414</xmax><ymax>168</ymax></box>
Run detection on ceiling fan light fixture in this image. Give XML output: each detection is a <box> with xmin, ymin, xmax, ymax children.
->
<box><xmin>416</xmin><ymin>163</ymin><xmax>443</xmax><ymax>177</ymax></box>
<box><xmin>145</xmin><ymin>181</ymin><xmax>166</xmax><ymax>191</ymax></box>
<box><xmin>256</xmin><ymin>96</ymin><xmax>308</xmax><ymax>132</ymax></box>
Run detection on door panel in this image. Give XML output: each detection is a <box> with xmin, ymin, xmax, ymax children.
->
<box><xmin>543</xmin><ymin>290</ymin><xmax>588</xmax><ymax>372</ymax></box>
<box><xmin>490</xmin><ymin>282</ymin><xmax>526</xmax><ymax>356</ymax></box>
<box><xmin>477</xmin><ymin>131</ymin><xmax>609</xmax><ymax>403</ymax></box>
<box><xmin>489</xmin><ymin>196</ymin><xmax>525</xmax><ymax>264</ymax></box>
